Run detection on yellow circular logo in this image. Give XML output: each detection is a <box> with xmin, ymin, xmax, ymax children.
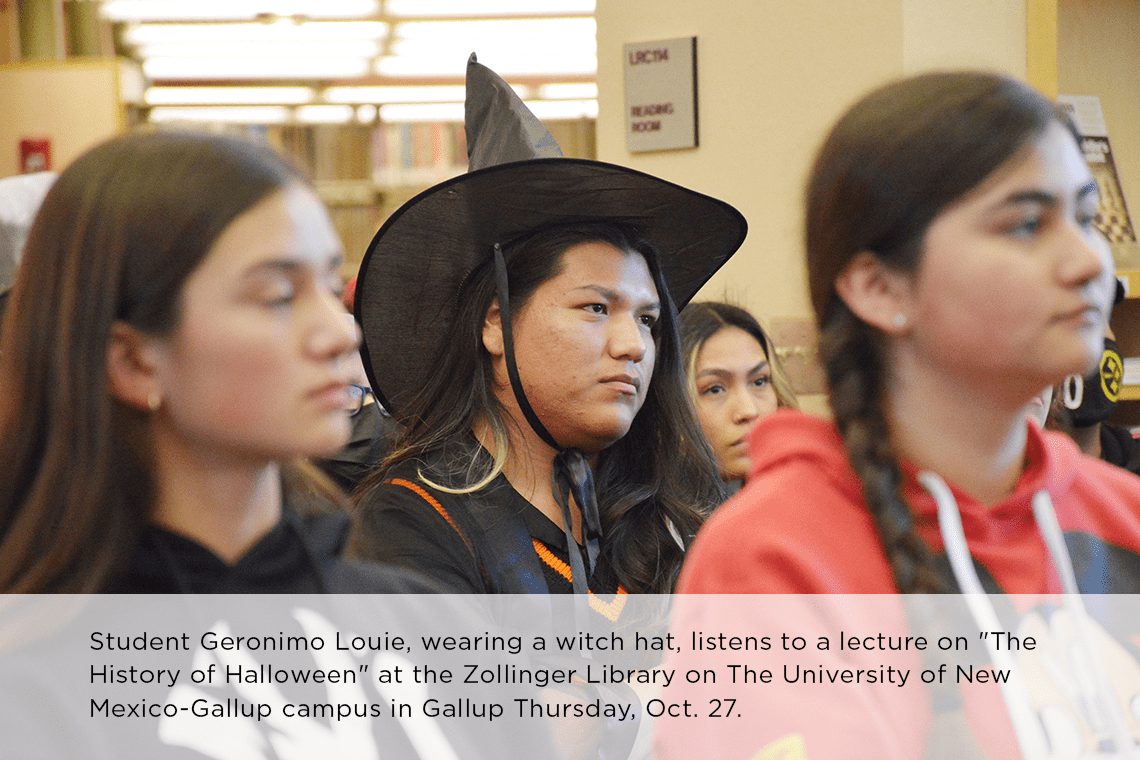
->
<box><xmin>1101</xmin><ymin>349</ymin><xmax>1123</xmax><ymax>403</ymax></box>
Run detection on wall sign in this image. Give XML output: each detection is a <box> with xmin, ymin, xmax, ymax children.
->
<box><xmin>623</xmin><ymin>36</ymin><xmax>697</xmax><ymax>153</ymax></box>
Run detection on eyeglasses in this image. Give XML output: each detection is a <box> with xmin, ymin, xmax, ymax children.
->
<box><xmin>346</xmin><ymin>383</ymin><xmax>376</xmax><ymax>417</ymax></box>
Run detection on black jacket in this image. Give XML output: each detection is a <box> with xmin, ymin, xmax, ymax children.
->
<box><xmin>105</xmin><ymin>507</ymin><xmax>423</xmax><ymax>594</ymax></box>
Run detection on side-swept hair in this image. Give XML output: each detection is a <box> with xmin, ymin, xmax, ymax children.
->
<box><xmin>0</xmin><ymin>131</ymin><xmax>304</xmax><ymax>593</ymax></box>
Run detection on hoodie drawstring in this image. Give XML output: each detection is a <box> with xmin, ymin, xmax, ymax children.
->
<box><xmin>918</xmin><ymin>471</ymin><xmax>1139</xmax><ymax>759</ymax></box>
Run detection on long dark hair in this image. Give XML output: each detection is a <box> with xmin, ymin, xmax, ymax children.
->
<box><xmin>361</xmin><ymin>221</ymin><xmax>726</xmax><ymax>593</ymax></box>
<box><xmin>0</xmin><ymin>130</ymin><xmax>305</xmax><ymax>593</ymax></box>
<box><xmin>679</xmin><ymin>301</ymin><xmax>798</xmax><ymax>410</ymax></box>
<box><xmin>805</xmin><ymin>71</ymin><xmax>1077</xmax><ymax>593</ymax></box>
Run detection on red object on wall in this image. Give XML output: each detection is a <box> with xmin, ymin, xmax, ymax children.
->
<box><xmin>19</xmin><ymin>139</ymin><xmax>51</xmax><ymax>173</ymax></box>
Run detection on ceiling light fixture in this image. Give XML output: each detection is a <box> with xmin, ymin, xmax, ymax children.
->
<box><xmin>135</xmin><ymin>41</ymin><xmax>383</xmax><ymax>58</ymax></box>
<box><xmin>296</xmin><ymin>105</ymin><xmax>356</xmax><ymax>123</ymax></box>
<box><xmin>145</xmin><ymin>85</ymin><xmax>315</xmax><ymax>105</ymax></box>
<box><xmin>123</xmin><ymin>20</ymin><xmax>388</xmax><ymax>45</ymax></box>
<box><xmin>322</xmin><ymin>85</ymin><xmax>468</xmax><ymax>103</ymax></box>
<box><xmin>102</xmin><ymin>0</ymin><xmax>380</xmax><ymax>22</ymax></box>
<box><xmin>145</xmin><ymin>57</ymin><xmax>372</xmax><ymax>79</ymax></box>
<box><xmin>148</xmin><ymin>105</ymin><xmax>291</xmax><ymax>123</ymax></box>
<box><xmin>538</xmin><ymin>82</ymin><xmax>598</xmax><ymax>99</ymax></box>
<box><xmin>375</xmin><ymin>53</ymin><xmax>595</xmax><ymax>78</ymax></box>
<box><xmin>378</xmin><ymin>98</ymin><xmax>594</xmax><ymax>123</ymax></box>
<box><xmin>393</xmin><ymin>18</ymin><xmax>595</xmax><ymax>40</ymax></box>
<box><xmin>384</xmin><ymin>0</ymin><xmax>593</xmax><ymax>17</ymax></box>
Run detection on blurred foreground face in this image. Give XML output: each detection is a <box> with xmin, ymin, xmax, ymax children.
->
<box><xmin>150</xmin><ymin>183</ymin><xmax>359</xmax><ymax>463</ymax></box>
<box><xmin>693</xmin><ymin>326</ymin><xmax>778</xmax><ymax>480</ymax></box>
<box><xmin>900</xmin><ymin>121</ymin><xmax>1114</xmax><ymax>399</ymax></box>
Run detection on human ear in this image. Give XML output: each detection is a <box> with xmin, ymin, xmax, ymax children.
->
<box><xmin>833</xmin><ymin>252</ymin><xmax>913</xmax><ymax>336</ymax></box>
<box><xmin>106</xmin><ymin>321</ymin><xmax>163</xmax><ymax>411</ymax></box>
<box><xmin>482</xmin><ymin>298</ymin><xmax>505</xmax><ymax>357</ymax></box>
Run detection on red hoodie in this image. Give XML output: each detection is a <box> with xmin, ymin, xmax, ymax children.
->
<box><xmin>679</xmin><ymin>409</ymin><xmax>1140</xmax><ymax>596</ymax></box>
<box><xmin>656</xmin><ymin>410</ymin><xmax>1140</xmax><ymax>760</ymax></box>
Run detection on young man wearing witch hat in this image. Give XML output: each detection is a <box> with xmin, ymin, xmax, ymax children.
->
<box><xmin>351</xmin><ymin>54</ymin><xmax>746</xmax><ymax>596</ymax></box>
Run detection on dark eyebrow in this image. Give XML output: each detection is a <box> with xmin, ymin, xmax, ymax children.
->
<box><xmin>1003</xmin><ymin>179</ymin><xmax>1100</xmax><ymax>208</ymax></box>
<box><xmin>243</xmin><ymin>260</ymin><xmax>302</xmax><ymax>279</ymax></box>
<box><xmin>573</xmin><ymin>284</ymin><xmax>661</xmax><ymax>312</ymax></box>
<box><xmin>1004</xmin><ymin>190</ymin><xmax>1059</xmax><ymax>207</ymax></box>
<box><xmin>242</xmin><ymin>253</ymin><xmax>344</xmax><ymax>279</ymax></box>
<box><xmin>697</xmin><ymin>360</ymin><xmax>770</xmax><ymax>380</ymax></box>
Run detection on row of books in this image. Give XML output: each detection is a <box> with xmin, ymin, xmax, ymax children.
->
<box><xmin>371</xmin><ymin>122</ymin><xmax>469</xmax><ymax>188</ymax></box>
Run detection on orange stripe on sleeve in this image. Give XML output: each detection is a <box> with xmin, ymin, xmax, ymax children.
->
<box><xmin>386</xmin><ymin>478</ymin><xmax>475</xmax><ymax>559</ymax></box>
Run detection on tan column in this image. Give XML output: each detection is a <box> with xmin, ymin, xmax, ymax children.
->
<box><xmin>0</xmin><ymin>2</ymin><xmax>19</xmax><ymax>64</ymax></box>
<box><xmin>1027</xmin><ymin>0</ymin><xmax>1058</xmax><ymax>98</ymax></box>
<box><xmin>17</xmin><ymin>0</ymin><xmax>64</xmax><ymax>60</ymax></box>
<box><xmin>65</xmin><ymin>0</ymin><xmax>105</xmax><ymax>57</ymax></box>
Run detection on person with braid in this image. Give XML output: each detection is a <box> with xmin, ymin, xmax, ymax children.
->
<box><xmin>660</xmin><ymin>71</ymin><xmax>1140</xmax><ymax>759</ymax></box>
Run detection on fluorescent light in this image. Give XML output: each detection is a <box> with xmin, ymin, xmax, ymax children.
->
<box><xmin>356</xmin><ymin>104</ymin><xmax>378</xmax><ymax>122</ymax></box>
<box><xmin>394</xmin><ymin>18</ymin><xmax>595</xmax><ymax>40</ymax></box>
<box><xmin>144</xmin><ymin>57</ymin><xmax>371</xmax><ymax>79</ymax></box>
<box><xmin>147</xmin><ymin>104</ymin><xmax>375</xmax><ymax>124</ymax></box>
<box><xmin>102</xmin><ymin>0</ymin><xmax>379</xmax><ymax>22</ymax></box>
<box><xmin>296</xmin><ymin>105</ymin><xmax>355</xmax><ymax>123</ymax></box>
<box><xmin>123</xmin><ymin>20</ymin><xmax>388</xmax><ymax>44</ymax></box>
<box><xmin>525</xmin><ymin>99</ymin><xmax>596</xmax><ymax>120</ymax></box>
<box><xmin>385</xmin><ymin>0</ymin><xmax>594</xmax><ymax>17</ymax></box>
<box><xmin>539</xmin><ymin>83</ymin><xmax>597</xmax><ymax>99</ymax></box>
<box><xmin>148</xmin><ymin>106</ymin><xmax>291</xmax><ymax>123</ymax></box>
<box><xmin>323</xmin><ymin>85</ymin><xmax>467</xmax><ymax>103</ymax></box>
<box><xmin>145</xmin><ymin>86</ymin><xmax>315</xmax><ymax>105</ymax></box>
<box><xmin>376</xmin><ymin>53</ymin><xmax>595</xmax><ymax>77</ymax></box>
<box><xmin>377</xmin><ymin>99</ymin><xmax>594</xmax><ymax>123</ymax></box>
<box><xmin>391</xmin><ymin>37</ymin><xmax>594</xmax><ymax>58</ymax></box>
<box><xmin>135</xmin><ymin>41</ymin><xmax>382</xmax><ymax>58</ymax></box>
<box><xmin>379</xmin><ymin>102</ymin><xmax>464</xmax><ymax>123</ymax></box>
<box><xmin>125</xmin><ymin>20</ymin><xmax>387</xmax><ymax>45</ymax></box>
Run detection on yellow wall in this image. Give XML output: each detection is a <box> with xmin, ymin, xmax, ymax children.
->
<box><xmin>596</xmin><ymin>0</ymin><xmax>1030</xmax><ymax>412</ymax></box>
<box><xmin>0</xmin><ymin>60</ymin><xmax>130</xmax><ymax>178</ymax></box>
<box><xmin>598</xmin><ymin>1</ymin><xmax>901</xmax><ymax>322</ymax></box>
<box><xmin>902</xmin><ymin>0</ymin><xmax>1027</xmax><ymax>76</ymax></box>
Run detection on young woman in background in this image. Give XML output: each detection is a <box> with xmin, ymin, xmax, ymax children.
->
<box><xmin>679</xmin><ymin>301</ymin><xmax>797</xmax><ymax>483</ymax></box>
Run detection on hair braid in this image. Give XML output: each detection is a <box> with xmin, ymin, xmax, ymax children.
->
<box><xmin>821</xmin><ymin>304</ymin><xmax>944</xmax><ymax>593</ymax></box>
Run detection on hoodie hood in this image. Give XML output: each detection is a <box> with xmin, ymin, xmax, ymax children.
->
<box><xmin>745</xmin><ymin>410</ymin><xmax>1096</xmax><ymax>594</ymax></box>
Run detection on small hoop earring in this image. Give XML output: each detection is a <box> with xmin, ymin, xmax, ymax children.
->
<box><xmin>1062</xmin><ymin>375</ymin><xmax>1083</xmax><ymax>410</ymax></box>
<box><xmin>892</xmin><ymin>313</ymin><xmax>907</xmax><ymax>329</ymax></box>
<box><xmin>147</xmin><ymin>390</ymin><xmax>162</xmax><ymax>412</ymax></box>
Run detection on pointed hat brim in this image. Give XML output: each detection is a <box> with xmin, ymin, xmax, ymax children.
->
<box><xmin>356</xmin><ymin>157</ymin><xmax>747</xmax><ymax>415</ymax></box>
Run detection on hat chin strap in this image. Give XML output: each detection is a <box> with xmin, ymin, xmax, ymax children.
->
<box><xmin>493</xmin><ymin>243</ymin><xmax>602</xmax><ymax>595</ymax></box>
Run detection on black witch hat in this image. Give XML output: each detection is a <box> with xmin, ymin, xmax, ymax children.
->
<box><xmin>356</xmin><ymin>53</ymin><xmax>746</xmax><ymax>416</ymax></box>
<box><xmin>356</xmin><ymin>55</ymin><xmax>746</xmax><ymax>592</ymax></box>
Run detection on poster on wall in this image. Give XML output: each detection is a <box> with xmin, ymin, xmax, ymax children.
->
<box><xmin>1058</xmin><ymin>94</ymin><xmax>1140</xmax><ymax>269</ymax></box>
